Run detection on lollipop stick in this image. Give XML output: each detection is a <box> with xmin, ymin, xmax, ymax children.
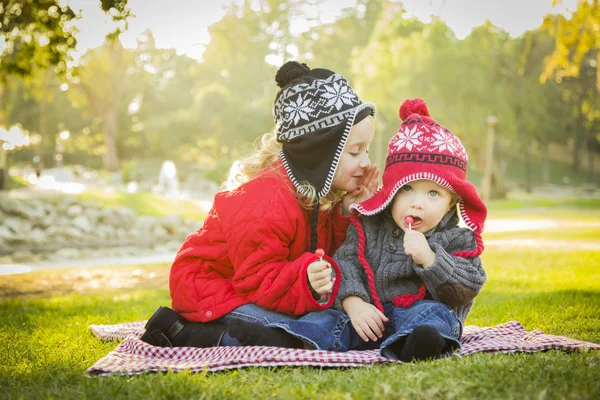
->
<box><xmin>405</xmin><ymin>216</ymin><xmax>414</xmax><ymax>231</ymax></box>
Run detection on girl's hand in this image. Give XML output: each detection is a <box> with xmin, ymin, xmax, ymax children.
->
<box><xmin>341</xmin><ymin>165</ymin><xmax>380</xmax><ymax>216</ymax></box>
<box><xmin>342</xmin><ymin>296</ymin><xmax>389</xmax><ymax>342</ymax></box>
<box><xmin>307</xmin><ymin>259</ymin><xmax>333</xmax><ymax>294</ymax></box>
<box><xmin>403</xmin><ymin>230</ymin><xmax>436</xmax><ymax>267</ymax></box>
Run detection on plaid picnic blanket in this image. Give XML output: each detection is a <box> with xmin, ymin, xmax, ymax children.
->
<box><xmin>87</xmin><ymin>321</ymin><xmax>600</xmax><ymax>376</ymax></box>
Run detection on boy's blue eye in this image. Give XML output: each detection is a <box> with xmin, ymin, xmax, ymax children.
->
<box><xmin>402</xmin><ymin>185</ymin><xmax>412</xmax><ymax>192</ymax></box>
<box><xmin>428</xmin><ymin>190</ymin><xmax>438</xmax><ymax>197</ymax></box>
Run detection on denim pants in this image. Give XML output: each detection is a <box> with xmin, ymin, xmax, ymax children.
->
<box><xmin>220</xmin><ymin>301</ymin><xmax>462</xmax><ymax>358</ymax></box>
<box><xmin>218</xmin><ymin>303</ymin><xmax>349</xmax><ymax>349</ymax></box>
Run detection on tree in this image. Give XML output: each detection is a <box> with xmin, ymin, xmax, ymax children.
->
<box><xmin>68</xmin><ymin>41</ymin><xmax>136</xmax><ymax>172</ymax></box>
<box><xmin>0</xmin><ymin>0</ymin><xmax>131</xmax><ymax>188</ymax></box>
<box><xmin>543</xmin><ymin>3</ymin><xmax>600</xmax><ymax>179</ymax></box>
<box><xmin>542</xmin><ymin>0</ymin><xmax>600</xmax><ymax>91</ymax></box>
<box><xmin>0</xmin><ymin>0</ymin><xmax>131</xmax><ymax>80</ymax></box>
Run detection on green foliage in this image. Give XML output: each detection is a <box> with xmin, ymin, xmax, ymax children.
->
<box><xmin>0</xmin><ymin>0</ymin><xmax>77</xmax><ymax>79</ymax></box>
<box><xmin>0</xmin><ymin>0</ymin><xmax>131</xmax><ymax>80</ymax></box>
<box><xmin>1</xmin><ymin>0</ymin><xmax>598</xmax><ymax>188</ymax></box>
<box><xmin>542</xmin><ymin>0</ymin><xmax>600</xmax><ymax>87</ymax></box>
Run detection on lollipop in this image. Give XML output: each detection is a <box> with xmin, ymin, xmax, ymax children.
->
<box><xmin>405</xmin><ymin>216</ymin><xmax>414</xmax><ymax>230</ymax></box>
<box><xmin>314</xmin><ymin>248</ymin><xmax>335</xmax><ymax>303</ymax></box>
<box><xmin>315</xmin><ymin>248</ymin><xmax>325</xmax><ymax>260</ymax></box>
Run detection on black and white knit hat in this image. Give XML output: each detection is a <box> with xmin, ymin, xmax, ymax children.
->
<box><xmin>273</xmin><ymin>61</ymin><xmax>376</xmax><ymax>198</ymax></box>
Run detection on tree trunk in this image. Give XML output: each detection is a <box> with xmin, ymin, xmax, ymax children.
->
<box><xmin>102</xmin><ymin>108</ymin><xmax>120</xmax><ymax>172</ymax></box>
<box><xmin>589</xmin><ymin>137</ymin><xmax>596</xmax><ymax>184</ymax></box>
<box><xmin>491</xmin><ymin>168</ymin><xmax>508</xmax><ymax>199</ymax></box>
<box><xmin>463</xmin><ymin>137</ymin><xmax>507</xmax><ymax>200</ymax></box>
<box><xmin>523</xmin><ymin>144</ymin><xmax>532</xmax><ymax>193</ymax></box>
<box><xmin>0</xmin><ymin>148</ymin><xmax>6</xmax><ymax>191</ymax></box>
<box><xmin>541</xmin><ymin>142</ymin><xmax>549</xmax><ymax>185</ymax></box>
<box><xmin>0</xmin><ymin>84</ymin><xmax>6</xmax><ymax>190</ymax></box>
<box><xmin>572</xmin><ymin>130</ymin><xmax>581</xmax><ymax>173</ymax></box>
<box><xmin>39</xmin><ymin>93</ymin><xmax>47</xmax><ymax>171</ymax></box>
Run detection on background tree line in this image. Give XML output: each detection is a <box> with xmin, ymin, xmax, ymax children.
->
<box><xmin>1</xmin><ymin>0</ymin><xmax>598</xmax><ymax>196</ymax></box>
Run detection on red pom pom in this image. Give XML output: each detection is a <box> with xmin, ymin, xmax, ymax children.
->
<box><xmin>399</xmin><ymin>98</ymin><xmax>430</xmax><ymax>121</ymax></box>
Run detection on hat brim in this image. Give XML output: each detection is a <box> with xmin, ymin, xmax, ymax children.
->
<box><xmin>351</xmin><ymin>172</ymin><xmax>487</xmax><ymax>232</ymax></box>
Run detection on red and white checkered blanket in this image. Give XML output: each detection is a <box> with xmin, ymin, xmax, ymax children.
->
<box><xmin>87</xmin><ymin>321</ymin><xmax>600</xmax><ymax>376</ymax></box>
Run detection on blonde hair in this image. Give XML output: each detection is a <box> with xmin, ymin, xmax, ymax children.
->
<box><xmin>224</xmin><ymin>131</ymin><xmax>345</xmax><ymax>211</ymax></box>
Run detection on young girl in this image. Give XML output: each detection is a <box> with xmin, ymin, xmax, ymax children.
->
<box><xmin>140</xmin><ymin>61</ymin><xmax>378</xmax><ymax>348</ymax></box>
<box><xmin>229</xmin><ymin>98</ymin><xmax>488</xmax><ymax>362</ymax></box>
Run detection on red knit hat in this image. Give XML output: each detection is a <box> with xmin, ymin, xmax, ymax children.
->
<box><xmin>349</xmin><ymin>98</ymin><xmax>487</xmax><ymax>312</ymax></box>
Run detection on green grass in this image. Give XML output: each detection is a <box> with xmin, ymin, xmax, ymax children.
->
<box><xmin>1</xmin><ymin>208</ymin><xmax>599</xmax><ymax>399</ymax></box>
<box><xmin>76</xmin><ymin>190</ymin><xmax>207</xmax><ymax>220</ymax></box>
<box><xmin>488</xmin><ymin>195</ymin><xmax>600</xmax><ymax>213</ymax></box>
<box><xmin>9</xmin><ymin>174</ymin><xmax>29</xmax><ymax>189</ymax></box>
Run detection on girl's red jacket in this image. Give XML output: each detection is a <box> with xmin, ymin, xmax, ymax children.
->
<box><xmin>169</xmin><ymin>165</ymin><xmax>349</xmax><ymax>322</ymax></box>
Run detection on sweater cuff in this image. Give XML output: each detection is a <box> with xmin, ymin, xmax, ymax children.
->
<box><xmin>414</xmin><ymin>243</ymin><xmax>455</xmax><ymax>287</ymax></box>
<box><xmin>337</xmin><ymin>279</ymin><xmax>370</xmax><ymax>304</ymax></box>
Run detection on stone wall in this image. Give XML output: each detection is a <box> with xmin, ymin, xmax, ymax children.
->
<box><xmin>0</xmin><ymin>194</ymin><xmax>202</xmax><ymax>264</ymax></box>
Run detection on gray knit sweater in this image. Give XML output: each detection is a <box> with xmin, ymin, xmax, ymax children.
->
<box><xmin>333</xmin><ymin>209</ymin><xmax>486</xmax><ymax>324</ymax></box>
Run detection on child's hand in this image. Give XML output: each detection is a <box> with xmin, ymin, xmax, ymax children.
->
<box><xmin>403</xmin><ymin>230</ymin><xmax>436</xmax><ymax>267</ymax></box>
<box><xmin>341</xmin><ymin>165</ymin><xmax>380</xmax><ymax>215</ymax></box>
<box><xmin>342</xmin><ymin>296</ymin><xmax>389</xmax><ymax>342</ymax></box>
<box><xmin>307</xmin><ymin>259</ymin><xmax>333</xmax><ymax>294</ymax></box>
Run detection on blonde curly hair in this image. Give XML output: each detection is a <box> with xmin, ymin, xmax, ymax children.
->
<box><xmin>224</xmin><ymin>131</ymin><xmax>346</xmax><ymax>212</ymax></box>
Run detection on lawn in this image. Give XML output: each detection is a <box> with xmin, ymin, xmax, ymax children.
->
<box><xmin>76</xmin><ymin>190</ymin><xmax>208</xmax><ymax>220</ymax></box>
<box><xmin>1</xmin><ymin>204</ymin><xmax>599</xmax><ymax>399</ymax></box>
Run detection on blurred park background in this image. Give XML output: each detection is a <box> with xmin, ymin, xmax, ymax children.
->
<box><xmin>0</xmin><ymin>0</ymin><xmax>599</xmax><ymax>268</ymax></box>
<box><xmin>1</xmin><ymin>1</ymin><xmax>600</xmax><ymax>398</ymax></box>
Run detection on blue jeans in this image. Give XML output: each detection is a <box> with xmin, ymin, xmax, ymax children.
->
<box><xmin>219</xmin><ymin>301</ymin><xmax>461</xmax><ymax>359</ymax></box>
<box><xmin>267</xmin><ymin>300</ymin><xmax>462</xmax><ymax>358</ymax></box>
<box><xmin>218</xmin><ymin>303</ymin><xmax>348</xmax><ymax>349</ymax></box>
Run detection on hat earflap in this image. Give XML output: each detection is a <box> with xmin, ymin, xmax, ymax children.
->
<box><xmin>350</xmin><ymin>213</ymin><xmax>384</xmax><ymax>312</ymax></box>
<box><xmin>447</xmin><ymin>179</ymin><xmax>487</xmax><ymax>258</ymax></box>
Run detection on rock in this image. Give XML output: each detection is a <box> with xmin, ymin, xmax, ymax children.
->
<box><xmin>136</xmin><ymin>216</ymin><xmax>158</xmax><ymax>233</ymax></box>
<box><xmin>0</xmin><ymin>255</ymin><xmax>13</xmax><ymax>264</ymax></box>
<box><xmin>83</xmin><ymin>207</ymin><xmax>100</xmax><ymax>224</ymax></box>
<box><xmin>72</xmin><ymin>215</ymin><xmax>93</xmax><ymax>233</ymax></box>
<box><xmin>3</xmin><ymin>218</ymin><xmax>31</xmax><ymax>235</ymax></box>
<box><xmin>29</xmin><ymin>229</ymin><xmax>48</xmax><ymax>245</ymax></box>
<box><xmin>161</xmin><ymin>215</ymin><xmax>184</xmax><ymax>234</ymax></box>
<box><xmin>116</xmin><ymin>207</ymin><xmax>137</xmax><ymax>227</ymax></box>
<box><xmin>47</xmin><ymin>247</ymin><xmax>81</xmax><ymax>261</ymax></box>
<box><xmin>0</xmin><ymin>226</ymin><xmax>15</xmax><ymax>240</ymax></box>
<box><xmin>0</xmin><ymin>195</ymin><xmax>195</xmax><ymax>262</ymax></box>
<box><xmin>11</xmin><ymin>251</ymin><xmax>40</xmax><ymax>263</ymax></box>
<box><xmin>20</xmin><ymin>200</ymin><xmax>46</xmax><ymax>220</ymax></box>
<box><xmin>152</xmin><ymin>225</ymin><xmax>168</xmax><ymax>237</ymax></box>
<box><xmin>66</xmin><ymin>205</ymin><xmax>84</xmax><ymax>217</ymax></box>
<box><xmin>96</xmin><ymin>224</ymin><xmax>116</xmax><ymax>240</ymax></box>
<box><xmin>60</xmin><ymin>196</ymin><xmax>78</xmax><ymax>206</ymax></box>
<box><xmin>0</xmin><ymin>193</ymin><xmax>24</xmax><ymax>216</ymax></box>
<box><xmin>99</xmin><ymin>208</ymin><xmax>122</xmax><ymax>226</ymax></box>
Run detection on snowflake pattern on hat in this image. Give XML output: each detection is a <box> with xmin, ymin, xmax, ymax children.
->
<box><xmin>391</xmin><ymin>124</ymin><xmax>467</xmax><ymax>160</ymax></box>
<box><xmin>392</xmin><ymin>125</ymin><xmax>422</xmax><ymax>151</ymax></box>
<box><xmin>284</xmin><ymin>94</ymin><xmax>315</xmax><ymax>125</ymax></box>
<box><xmin>274</xmin><ymin>73</ymin><xmax>363</xmax><ymax>142</ymax></box>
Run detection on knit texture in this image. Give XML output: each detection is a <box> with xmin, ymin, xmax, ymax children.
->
<box><xmin>352</xmin><ymin>98</ymin><xmax>487</xmax><ymax>258</ymax></box>
<box><xmin>334</xmin><ymin>209</ymin><xmax>486</xmax><ymax>325</ymax></box>
<box><xmin>273</xmin><ymin>63</ymin><xmax>375</xmax><ymax>199</ymax></box>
